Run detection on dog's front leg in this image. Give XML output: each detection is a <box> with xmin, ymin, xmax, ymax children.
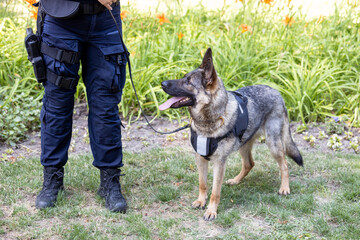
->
<box><xmin>192</xmin><ymin>156</ymin><xmax>209</xmax><ymax>209</ymax></box>
<box><xmin>203</xmin><ymin>158</ymin><xmax>226</xmax><ymax>221</ymax></box>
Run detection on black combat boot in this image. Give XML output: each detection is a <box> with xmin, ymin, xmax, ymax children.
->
<box><xmin>97</xmin><ymin>168</ymin><xmax>127</xmax><ymax>213</ymax></box>
<box><xmin>35</xmin><ymin>166</ymin><xmax>64</xmax><ymax>209</ymax></box>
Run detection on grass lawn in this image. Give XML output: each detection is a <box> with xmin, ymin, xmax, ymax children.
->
<box><xmin>0</xmin><ymin>145</ymin><xmax>360</xmax><ymax>239</ymax></box>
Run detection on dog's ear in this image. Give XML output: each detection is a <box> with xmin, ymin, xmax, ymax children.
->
<box><xmin>200</xmin><ymin>48</ymin><xmax>217</xmax><ymax>87</ymax></box>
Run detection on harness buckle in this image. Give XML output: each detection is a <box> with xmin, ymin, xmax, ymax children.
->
<box><xmin>55</xmin><ymin>48</ymin><xmax>79</xmax><ymax>64</ymax></box>
<box><xmin>47</xmin><ymin>69</ymin><xmax>79</xmax><ymax>89</ymax></box>
<box><xmin>41</xmin><ymin>42</ymin><xmax>81</xmax><ymax>65</ymax></box>
<box><xmin>53</xmin><ymin>74</ymin><xmax>63</xmax><ymax>87</ymax></box>
<box><xmin>55</xmin><ymin>49</ymin><xmax>65</xmax><ymax>63</ymax></box>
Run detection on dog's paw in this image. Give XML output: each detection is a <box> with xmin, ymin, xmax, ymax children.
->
<box><xmin>203</xmin><ymin>210</ymin><xmax>217</xmax><ymax>221</ymax></box>
<box><xmin>278</xmin><ymin>187</ymin><xmax>290</xmax><ymax>195</ymax></box>
<box><xmin>192</xmin><ymin>199</ymin><xmax>206</xmax><ymax>209</ymax></box>
<box><xmin>225</xmin><ymin>178</ymin><xmax>239</xmax><ymax>185</ymax></box>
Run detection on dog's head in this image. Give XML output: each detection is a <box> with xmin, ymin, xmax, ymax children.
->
<box><xmin>159</xmin><ymin>48</ymin><xmax>221</xmax><ymax>110</ymax></box>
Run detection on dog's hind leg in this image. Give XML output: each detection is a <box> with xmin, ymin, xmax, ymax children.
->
<box><xmin>192</xmin><ymin>156</ymin><xmax>209</xmax><ymax>209</ymax></box>
<box><xmin>265</xmin><ymin>120</ymin><xmax>290</xmax><ymax>195</ymax></box>
<box><xmin>203</xmin><ymin>158</ymin><xmax>226</xmax><ymax>221</ymax></box>
<box><xmin>271</xmin><ymin>149</ymin><xmax>290</xmax><ymax>195</ymax></box>
<box><xmin>226</xmin><ymin>138</ymin><xmax>256</xmax><ymax>185</ymax></box>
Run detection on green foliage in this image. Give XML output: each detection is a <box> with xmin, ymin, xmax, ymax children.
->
<box><xmin>119</xmin><ymin>1</ymin><xmax>360</xmax><ymax>125</ymax></box>
<box><xmin>349</xmin><ymin>137</ymin><xmax>360</xmax><ymax>153</ymax></box>
<box><xmin>0</xmin><ymin>13</ymin><xmax>43</xmax><ymax>145</ymax></box>
<box><xmin>1</xmin><ymin>0</ymin><xmax>360</xmax><ymax>145</ymax></box>
<box><xmin>327</xmin><ymin>134</ymin><xmax>343</xmax><ymax>151</ymax></box>
<box><xmin>0</xmin><ymin>93</ymin><xmax>41</xmax><ymax>146</ymax></box>
<box><xmin>303</xmin><ymin>133</ymin><xmax>316</xmax><ymax>147</ymax></box>
<box><xmin>325</xmin><ymin>119</ymin><xmax>345</xmax><ymax>135</ymax></box>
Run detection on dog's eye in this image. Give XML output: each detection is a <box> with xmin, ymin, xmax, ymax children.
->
<box><xmin>186</xmin><ymin>77</ymin><xmax>191</xmax><ymax>84</ymax></box>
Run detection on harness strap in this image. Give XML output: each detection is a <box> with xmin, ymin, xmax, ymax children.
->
<box><xmin>190</xmin><ymin>92</ymin><xmax>249</xmax><ymax>159</ymax></box>
<box><xmin>46</xmin><ymin>69</ymin><xmax>79</xmax><ymax>89</ymax></box>
<box><xmin>231</xmin><ymin>91</ymin><xmax>249</xmax><ymax>138</ymax></box>
<box><xmin>41</xmin><ymin>42</ymin><xmax>81</xmax><ymax>65</ymax></box>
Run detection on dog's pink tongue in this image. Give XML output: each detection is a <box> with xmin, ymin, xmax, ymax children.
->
<box><xmin>159</xmin><ymin>96</ymin><xmax>185</xmax><ymax>110</ymax></box>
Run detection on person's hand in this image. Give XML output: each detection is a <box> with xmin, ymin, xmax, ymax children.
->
<box><xmin>98</xmin><ymin>0</ymin><xmax>117</xmax><ymax>10</ymax></box>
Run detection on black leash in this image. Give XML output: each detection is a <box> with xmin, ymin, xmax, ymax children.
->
<box><xmin>108</xmin><ymin>10</ymin><xmax>190</xmax><ymax>135</ymax></box>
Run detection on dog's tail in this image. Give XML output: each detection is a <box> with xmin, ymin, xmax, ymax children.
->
<box><xmin>284</xmin><ymin>121</ymin><xmax>303</xmax><ymax>166</ymax></box>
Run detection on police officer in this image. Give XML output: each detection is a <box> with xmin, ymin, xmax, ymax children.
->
<box><xmin>34</xmin><ymin>0</ymin><xmax>127</xmax><ymax>213</ymax></box>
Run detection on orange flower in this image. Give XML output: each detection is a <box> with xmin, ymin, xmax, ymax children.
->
<box><xmin>287</xmin><ymin>0</ymin><xmax>291</xmax><ymax>6</ymax></box>
<box><xmin>156</xmin><ymin>13</ymin><xmax>171</xmax><ymax>25</ymax></box>
<box><xmin>282</xmin><ymin>14</ymin><xmax>295</xmax><ymax>26</ymax></box>
<box><xmin>30</xmin><ymin>8</ymin><xmax>37</xmax><ymax>20</ymax></box>
<box><xmin>316</xmin><ymin>15</ymin><xmax>325</xmax><ymax>24</ymax></box>
<box><xmin>240</xmin><ymin>24</ymin><xmax>252</xmax><ymax>33</ymax></box>
<box><xmin>262</xmin><ymin>0</ymin><xmax>274</xmax><ymax>5</ymax></box>
<box><xmin>178</xmin><ymin>32</ymin><xmax>184</xmax><ymax>41</ymax></box>
<box><xmin>24</xmin><ymin>0</ymin><xmax>36</xmax><ymax>4</ymax></box>
<box><xmin>24</xmin><ymin>0</ymin><xmax>38</xmax><ymax>20</ymax></box>
<box><xmin>235</xmin><ymin>0</ymin><xmax>244</xmax><ymax>2</ymax></box>
<box><xmin>120</xmin><ymin>10</ymin><xmax>129</xmax><ymax>20</ymax></box>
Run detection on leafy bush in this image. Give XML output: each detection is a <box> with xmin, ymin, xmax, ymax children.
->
<box><xmin>325</xmin><ymin>118</ymin><xmax>345</xmax><ymax>135</ymax></box>
<box><xmin>0</xmin><ymin>93</ymin><xmax>41</xmax><ymax>146</ymax></box>
<box><xmin>119</xmin><ymin>1</ymin><xmax>360</xmax><ymax>125</ymax></box>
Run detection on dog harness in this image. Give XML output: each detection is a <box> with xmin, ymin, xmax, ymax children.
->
<box><xmin>190</xmin><ymin>91</ymin><xmax>249</xmax><ymax>160</ymax></box>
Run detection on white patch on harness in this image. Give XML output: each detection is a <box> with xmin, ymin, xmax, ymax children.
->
<box><xmin>196</xmin><ymin>135</ymin><xmax>208</xmax><ymax>156</ymax></box>
<box><xmin>238</xmin><ymin>104</ymin><xmax>244</xmax><ymax>114</ymax></box>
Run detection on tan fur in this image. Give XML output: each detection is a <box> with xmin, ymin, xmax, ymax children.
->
<box><xmin>191</xmin><ymin>89</ymin><xmax>294</xmax><ymax>221</ymax></box>
<box><xmin>161</xmin><ymin>48</ymin><xmax>302</xmax><ymax>221</ymax></box>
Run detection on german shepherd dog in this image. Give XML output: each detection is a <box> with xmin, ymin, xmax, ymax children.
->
<box><xmin>159</xmin><ymin>48</ymin><xmax>303</xmax><ymax>221</ymax></box>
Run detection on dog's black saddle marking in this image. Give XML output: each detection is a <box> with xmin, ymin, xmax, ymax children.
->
<box><xmin>190</xmin><ymin>91</ymin><xmax>249</xmax><ymax>160</ymax></box>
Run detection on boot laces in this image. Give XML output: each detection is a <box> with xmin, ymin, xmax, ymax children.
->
<box><xmin>41</xmin><ymin>171</ymin><xmax>64</xmax><ymax>196</ymax></box>
<box><xmin>106</xmin><ymin>173</ymin><xmax>125</xmax><ymax>197</ymax></box>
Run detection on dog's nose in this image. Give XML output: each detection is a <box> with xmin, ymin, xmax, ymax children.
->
<box><xmin>161</xmin><ymin>81</ymin><xmax>170</xmax><ymax>89</ymax></box>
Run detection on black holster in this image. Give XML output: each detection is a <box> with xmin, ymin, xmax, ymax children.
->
<box><xmin>25</xmin><ymin>28</ymin><xmax>46</xmax><ymax>83</ymax></box>
<box><xmin>25</xmin><ymin>1</ymin><xmax>46</xmax><ymax>83</ymax></box>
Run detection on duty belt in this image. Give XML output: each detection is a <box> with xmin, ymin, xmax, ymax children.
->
<box><xmin>79</xmin><ymin>1</ymin><xmax>120</xmax><ymax>15</ymax></box>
